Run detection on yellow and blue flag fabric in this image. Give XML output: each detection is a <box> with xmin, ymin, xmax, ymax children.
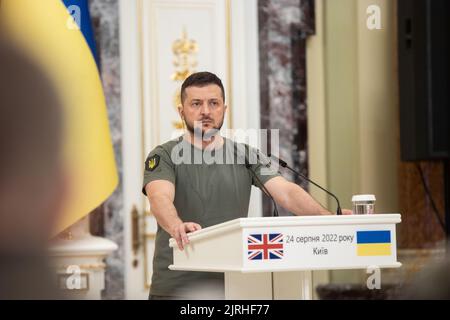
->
<box><xmin>0</xmin><ymin>0</ymin><xmax>118</xmax><ymax>234</ymax></box>
<box><xmin>356</xmin><ymin>230</ymin><xmax>392</xmax><ymax>256</ymax></box>
<box><xmin>62</xmin><ymin>0</ymin><xmax>99</xmax><ymax>65</ymax></box>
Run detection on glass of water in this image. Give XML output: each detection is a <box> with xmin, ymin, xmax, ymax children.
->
<box><xmin>351</xmin><ymin>194</ymin><xmax>376</xmax><ymax>214</ymax></box>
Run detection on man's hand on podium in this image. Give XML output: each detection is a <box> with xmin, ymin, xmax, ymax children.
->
<box><xmin>341</xmin><ymin>209</ymin><xmax>353</xmax><ymax>215</ymax></box>
<box><xmin>171</xmin><ymin>222</ymin><xmax>202</xmax><ymax>250</ymax></box>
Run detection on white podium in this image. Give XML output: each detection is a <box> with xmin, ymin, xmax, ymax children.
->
<box><xmin>169</xmin><ymin>214</ymin><xmax>401</xmax><ymax>299</ymax></box>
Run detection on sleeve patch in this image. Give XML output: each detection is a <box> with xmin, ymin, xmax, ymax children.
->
<box><xmin>145</xmin><ymin>154</ymin><xmax>160</xmax><ymax>172</ymax></box>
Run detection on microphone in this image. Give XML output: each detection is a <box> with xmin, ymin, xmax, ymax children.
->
<box><xmin>234</xmin><ymin>143</ymin><xmax>279</xmax><ymax>217</ymax></box>
<box><xmin>268</xmin><ymin>154</ymin><xmax>342</xmax><ymax>215</ymax></box>
<box><xmin>245</xmin><ymin>157</ymin><xmax>279</xmax><ymax>217</ymax></box>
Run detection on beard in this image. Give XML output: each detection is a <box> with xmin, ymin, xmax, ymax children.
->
<box><xmin>184</xmin><ymin>114</ymin><xmax>225</xmax><ymax>141</ymax></box>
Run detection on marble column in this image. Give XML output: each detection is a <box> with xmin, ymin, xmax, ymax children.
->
<box><xmin>89</xmin><ymin>0</ymin><xmax>124</xmax><ymax>299</ymax></box>
<box><xmin>258</xmin><ymin>0</ymin><xmax>315</xmax><ymax>216</ymax></box>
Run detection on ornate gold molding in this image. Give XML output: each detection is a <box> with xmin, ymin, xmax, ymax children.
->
<box><xmin>56</xmin><ymin>263</ymin><xmax>106</xmax><ymax>271</ymax></box>
<box><xmin>171</xmin><ymin>28</ymin><xmax>198</xmax><ymax>81</ymax></box>
<box><xmin>171</xmin><ymin>28</ymin><xmax>198</xmax><ymax>129</ymax></box>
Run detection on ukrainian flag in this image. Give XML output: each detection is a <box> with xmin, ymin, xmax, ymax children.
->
<box><xmin>0</xmin><ymin>0</ymin><xmax>118</xmax><ymax>234</ymax></box>
<box><xmin>356</xmin><ymin>231</ymin><xmax>392</xmax><ymax>256</ymax></box>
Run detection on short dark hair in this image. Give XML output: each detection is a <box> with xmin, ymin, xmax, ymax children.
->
<box><xmin>180</xmin><ymin>71</ymin><xmax>225</xmax><ymax>104</ymax></box>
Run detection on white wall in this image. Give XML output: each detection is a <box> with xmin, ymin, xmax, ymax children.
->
<box><xmin>307</xmin><ymin>0</ymin><xmax>400</xmax><ymax>285</ymax></box>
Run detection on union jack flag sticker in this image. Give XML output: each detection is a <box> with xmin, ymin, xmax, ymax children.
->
<box><xmin>247</xmin><ymin>233</ymin><xmax>284</xmax><ymax>260</ymax></box>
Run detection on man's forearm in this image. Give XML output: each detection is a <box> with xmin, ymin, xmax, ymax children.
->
<box><xmin>147</xmin><ymin>193</ymin><xmax>183</xmax><ymax>235</ymax></box>
<box><xmin>285</xmin><ymin>183</ymin><xmax>331</xmax><ymax>216</ymax></box>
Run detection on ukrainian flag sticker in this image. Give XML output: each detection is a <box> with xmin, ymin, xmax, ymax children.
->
<box><xmin>356</xmin><ymin>230</ymin><xmax>391</xmax><ymax>256</ymax></box>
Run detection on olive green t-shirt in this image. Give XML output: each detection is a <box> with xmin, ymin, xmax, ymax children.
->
<box><xmin>142</xmin><ymin>136</ymin><xmax>280</xmax><ymax>298</ymax></box>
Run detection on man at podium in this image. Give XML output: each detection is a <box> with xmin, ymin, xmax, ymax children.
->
<box><xmin>142</xmin><ymin>72</ymin><xmax>351</xmax><ymax>299</ymax></box>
